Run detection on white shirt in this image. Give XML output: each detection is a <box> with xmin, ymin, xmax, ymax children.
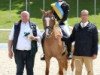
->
<box><xmin>9</xmin><ymin>22</ymin><xmax>42</xmax><ymax>51</ymax></box>
<box><xmin>80</xmin><ymin>21</ymin><xmax>89</xmax><ymax>28</ymax></box>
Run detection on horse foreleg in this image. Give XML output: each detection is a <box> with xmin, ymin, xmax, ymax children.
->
<box><xmin>45</xmin><ymin>59</ymin><xmax>50</xmax><ymax>75</ymax></box>
<box><xmin>62</xmin><ymin>58</ymin><xmax>68</xmax><ymax>75</ymax></box>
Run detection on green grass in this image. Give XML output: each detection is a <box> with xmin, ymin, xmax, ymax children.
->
<box><xmin>0</xmin><ymin>0</ymin><xmax>100</xmax><ymax>43</ymax></box>
<box><xmin>0</xmin><ymin>31</ymin><xmax>9</xmax><ymax>43</ymax></box>
<box><xmin>0</xmin><ymin>0</ymin><xmax>100</xmax><ymax>29</ymax></box>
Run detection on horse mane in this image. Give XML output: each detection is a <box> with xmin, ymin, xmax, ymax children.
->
<box><xmin>53</xmin><ymin>26</ymin><xmax>62</xmax><ymax>39</ymax></box>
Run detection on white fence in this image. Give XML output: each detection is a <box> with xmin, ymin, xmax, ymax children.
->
<box><xmin>0</xmin><ymin>29</ymin><xmax>11</xmax><ymax>31</ymax></box>
<box><xmin>0</xmin><ymin>28</ymin><xmax>100</xmax><ymax>32</ymax></box>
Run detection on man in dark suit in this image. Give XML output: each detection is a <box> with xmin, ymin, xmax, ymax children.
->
<box><xmin>62</xmin><ymin>10</ymin><xmax>98</xmax><ymax>75</ymax></box>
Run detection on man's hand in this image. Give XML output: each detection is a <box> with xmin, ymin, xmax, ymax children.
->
<box><xmin>8</xmin><ymin>50</ymin><xmax>13</xmax><ymax>59</ymax></box>
<box><xmin>28</xmin><ymin>34</ymin><xmax>37</xmax><ymax>41</ymax></box>
<box><xmin>92</xmin><ymin>54</ymin><xmax>97</xmax><ymax>60</ymax></box>
<box><xmin>8</xmin><ymin>40</ymin><xmax>13</xmax><ymax>59</ymax></box>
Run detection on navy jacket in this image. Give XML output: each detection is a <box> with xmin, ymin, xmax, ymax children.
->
<box><xmin>63</xmin><ymin>22</ymin><xmax>98</xmax><ymax>56</ymax></box>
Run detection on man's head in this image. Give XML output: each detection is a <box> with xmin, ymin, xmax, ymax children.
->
<box><xmin>20</xmin><ymin>11</ymin><xmax>30</xmax><ymax>23</ymax></box>
<box><xmin>80</xmin><ymin>10</ymin><xmax>89</xmax><ymax>22</ymax></box>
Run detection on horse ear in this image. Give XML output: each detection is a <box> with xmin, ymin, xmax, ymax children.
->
<box><xmin>40</xmin><ymin>9</ymin><xmax>45</xmax><ymax>14</ymax></box>
<box><xmin>49</xmin><ymin>10</ymin><xmax>53</xmax><ymax>15</ymax></box>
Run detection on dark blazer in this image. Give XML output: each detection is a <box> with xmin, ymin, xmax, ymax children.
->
<box><xmin>63</xmin><ymin>22</ymin><xmax>98</xmax><ymax>56</ymax></box>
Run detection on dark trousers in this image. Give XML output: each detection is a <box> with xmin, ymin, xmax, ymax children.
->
<box><xmin>60</xmin><ymin>27</ymin><xmax>72</xmax><ymax>55</ymax></box>
<box><xmin>14</xmin><ymin>50</ymin><xmax>36</xmax><ymax>75</ymax></box>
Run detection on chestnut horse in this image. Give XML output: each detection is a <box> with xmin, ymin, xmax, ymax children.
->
<box><xmin>41</xmin><ymin>10</ymin><xmax>68</xmax><ymax>75</ymax></box>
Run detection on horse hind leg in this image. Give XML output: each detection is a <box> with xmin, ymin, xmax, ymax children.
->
<box><xmin>64</xmin><ymin>58</ymin><xmax>68</xmax><ymax>70</ymax></box>
<box><xmin>63</xmin><ymin>56</ymin><xmax>68</xmax><ymax>75</ymax></box>
<box><xmin>59</xmin><ymin>57</ymin><xmax>68</xmax><ymax>75</ymax></box>
<box><xmin>63</xmin><ymin>62</ymin><xmax>68</xmax><ymax>75</ymax></box>
<box><xmin>58</xmin><ymin>59</ymin><xmax>64</xmax><ymax>75</ymax></box>
<box><xmin>59</xmin><ymin>64</ymin><xmax>64</xmax><ymax>75</ymax></box>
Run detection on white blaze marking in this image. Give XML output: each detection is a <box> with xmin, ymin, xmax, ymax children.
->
<box><xmin>46</xmin><ymin>28</ymin><xmax>49</xmax><ymax>36</ymax></box>
<box><xmin>45</xmin><ymin>17</ymin><xmax>50</xmax><ymax>36</ymax></box>
<box><xmin>45</xmin><ymin>17</ymin><xmax>50</xmax><ymax>26</ymax></box>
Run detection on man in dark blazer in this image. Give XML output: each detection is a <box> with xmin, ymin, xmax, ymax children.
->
<box><xmin>62</xmin><ymin>9</ymin><xmax>98</xmax><ymax>75</ymax></box>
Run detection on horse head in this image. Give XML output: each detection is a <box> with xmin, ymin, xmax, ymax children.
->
<box><xmin>41</xmin><ymin>9</ymin><xmax>56</xmax><ymax>38</ymax></box>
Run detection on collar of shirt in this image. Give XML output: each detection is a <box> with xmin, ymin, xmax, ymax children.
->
<box><xmin>80</xmin><ymin>21</ymin><xmax>89</xmax><ymax>28</ymax></box>
<box><xmin>21</xmin><ymin>21</ymin><xmax>29</xmax><ymax>25</ymax></box>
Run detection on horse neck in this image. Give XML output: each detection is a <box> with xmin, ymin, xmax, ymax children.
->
<box><xmin>51</xmin><ymin>26</ymin><xmax>62</xmax><ymax>38</ymax></box>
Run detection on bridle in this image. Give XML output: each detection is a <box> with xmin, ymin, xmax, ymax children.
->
<box><xmin>43</xmin><ymin>14</ymin><xmax>55</xmax><ymax>38</ymax></box>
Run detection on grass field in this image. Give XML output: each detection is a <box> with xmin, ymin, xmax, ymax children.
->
<box><xmin>0</xmin><ymin>0</ymin><xmax>100</xmax><ymax>42</ymax></box>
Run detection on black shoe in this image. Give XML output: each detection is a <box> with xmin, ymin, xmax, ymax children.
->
<box><xmin>41</xmin><ymin>56</ymin><xmax>45</xmax><ymax>60</ymax></box>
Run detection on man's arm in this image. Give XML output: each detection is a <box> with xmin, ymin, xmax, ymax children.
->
<box><xmin>8</xmin><ymin>26</ymin><xmax>14</xmax><ymax>59</ymax></box>
<box><xmin>34</xmin><ymin>26</ymin><xmax>42</xmax><ymax>42</ymax></box>
<box><xmin>62</xmin><ymin>26</ymin><xmax>75</xmax><ymax>43</ymax></box>
<box><xmin>59</xmin><ymin>2</ymin><xmax>69</xmax><ymax>24</ymax></box>
<box><xmin>92</xmin><ymin>26</ymin><xmax>98</xmax><ymax>59</ymax></box>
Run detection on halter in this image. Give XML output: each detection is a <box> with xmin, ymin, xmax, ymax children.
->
<box><xmin>45</xmin><ymin>26</ymin><xmax>53</xmax><ymax>38</ymax></box>
<box><xmin>43</xmin><ymin>14</ymin><xmax>55</xmax><ymax>38</ymax></box>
